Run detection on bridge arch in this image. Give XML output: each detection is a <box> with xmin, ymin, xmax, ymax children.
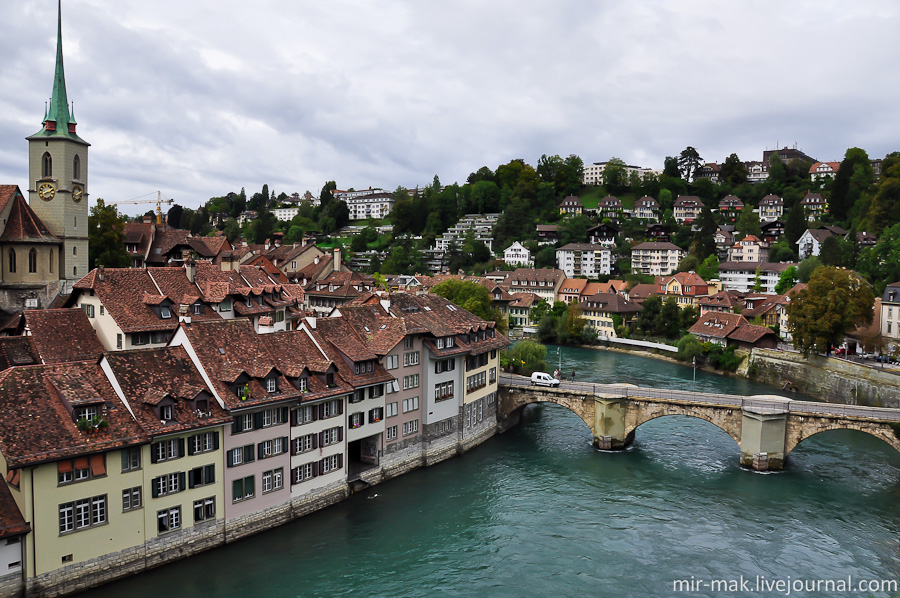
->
<box><xmin>626</xmin><ymin>412</ymin><xmax>742</xmax><ymax>450</ymax></box>
<box><xmin>499</xmin><ymin>386</ymin><xmax>595</xmax><ymax>435</ymax></box>
<box><xmin>785</xmin><ymin>417</ymin><xmax>900</xmax><ymax>457</ymax></box>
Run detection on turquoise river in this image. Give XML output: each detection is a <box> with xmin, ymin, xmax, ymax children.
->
<box><xmin>85</xmin><ymin>346</ymin><xmax>900</xmax><ymax>597</ymax></box>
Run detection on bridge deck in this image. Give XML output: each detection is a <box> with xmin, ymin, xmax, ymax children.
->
<box><xmin>500</xmin><ymin>374</ymin><xmax>900</xmax><ymax>422</ymax></box>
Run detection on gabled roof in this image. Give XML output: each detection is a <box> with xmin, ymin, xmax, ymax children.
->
<box><xmin>24</xmin><ymin>309</ymin><xmax>105</xmax><ymax>363</ymax></box>
<box><xmin>72</xmin><ymin>268</ymin><xmax>179</xmax><ymax>334</ymax></box>
<box><xmin>146</xmin><ymin>229</ymin><xmax>191</xmax><ymax>264</ymax></box>
<box><xmin>559</xmin><ymin>278</ymin><xmax>589</xmax><ymax>294</ymax></box>
<box><xmin>0</xmin><ymin>361</ymin><xmax>147</xmax><ymax>468</ymax></box>
<box><xmin>579</xmin><ymin>292</ymin><xmax>641</xmax><ymax>314</ymax></box>
<box><xmin>0</xmin><ymin>476</ymin><xmax>29</xmax><ymax>539</ymax></box>
<box><xmin>631</xmin><ymin>241</ymin><xmax>683</xmax><ymax>251</ymax></box>
<box><xmin>0</xmin><ymin>337</ymin><xmax>38</xmax><ymax>370</ymax></box>
<box><xmin>688</xmin><ymin>312</ymin><xmax>749</xmax><ymax>339</ymax></box>
<box><xmin>674</xmin><ymin>195</ymin><xmax>704</xmax><ymax>207</ymax></box>
<box><xmin>559</xmin><ymin>196</ymin><xmax>583</xmax><ymax>207</ymax></box>
<box><xmin>0</xmin><ymin>187</ymin><xmax>60</xmax><ymax>244</ymax></box>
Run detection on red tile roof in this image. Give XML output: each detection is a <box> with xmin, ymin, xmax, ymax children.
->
<box><xmin>0</xmin><ymin>187</ymin><xmax>60</xmax><ymax>244</ymax></box>
<box><xmin>72</xmin><ymin>268</ymin><xmax>178</xmax><ymax>334</ymax></box>
<box><xmin>24</xmin><ymin>309</ymin><xmax>105</xmax><ymax>363</ymax></box>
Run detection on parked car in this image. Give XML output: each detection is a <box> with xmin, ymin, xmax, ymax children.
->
<box><xmin>531</xmin><ymin>372</ymin><xmax>560</xmax><ymax>387</ymax></box>
<box><xmin>835</xmin><ymin>347</ymin><xmax>846</xmax><ymax>356</ymax></box>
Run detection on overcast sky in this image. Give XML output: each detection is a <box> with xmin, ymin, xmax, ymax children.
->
<box><xmin>1</xmin><ymin>1</ymin><xmax>899</xmax><ymax>215</ymax></box>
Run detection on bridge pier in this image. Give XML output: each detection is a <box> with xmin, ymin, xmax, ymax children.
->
<box><xmin>593</xmin><ymin>398</ymin><xmax>634</xmax><ymax>450</ymax></box>
<box><xmin>739</xmin><ymin>410</ymin><xmax>787</xmax><ymax>471</ymax></box>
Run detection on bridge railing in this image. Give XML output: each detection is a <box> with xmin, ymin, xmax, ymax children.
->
<box><xmin>499</xmin><ymin>373</ymin><xmax>900</xmax><ymax>421</ymax></box>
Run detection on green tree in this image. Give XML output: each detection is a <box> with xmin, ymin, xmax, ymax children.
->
<box><xmin>602</xmin><ymin>158</ymin><xmax>629</xmax><ymax>194</ymax></box>
<box><xmin>676</xmin><ymin>334</ymin><xmax>703</xmax><ymax>362</ymax></box>
<box><xmin>784</xmin><ymin>201</ymin><xmax>808</xmax><ymax>246</ymax></box>
<box><xmin>720</xmin><ymin>153</ymin><xmax>748</xmax><ymax>187</ymax></box>
<box><xmin>655</xmin><ymin>297</ymin><xmax>683</xmax><ymax>338</ymax></box>
<box><xmin>787</xmin><ymin>266</ymin><xmax>875</xmax><ymax>356</ymax></box>
<box><xmin>796</xmin><ymin>256</ymin><xmax>822</xmax><ymax>283</ymax></box>
<box><xmin>559</xmin><ymin>214</ymin><xmax>593</xmax><ymax>245</ymax></box>
<box><xmin>663</xmin><ymin>156</ymin><xmax>681</xmax><ymax>178</ymax></box>
<box><xmin>502</xmin><ymin>340</ymin><xmax>547</xmax><ymax>374</ymax></box>
<box><xmin>88</xmin><ymin>198</ymin><xmax>130</xmax><ymax>270</ymax></box>
<box><xmin>637</xmin><ymin>295</ymin><xmax>662</xmax><ymax>334</ymax></box>
<box><xmin>430</xmin><ymin>279</ymin><xmax>507</xmax><ymax>334</ymax></box>
<box><xmin>774</xmin><ymin>265</ymin><xmax>798</xmax><ymax>294</ymax></box>
<box><xmin>735</xmin><ymin>206</ymin><xmax>761</xmax><ymax>238</ymax></box>
<box><xmin>678</xmin><ymin>146</ymin><xmax>703</xmax><ymax>182</ymax></box>
<box><xmin>830</xmin><ymin>147</ymin><xmax>874</xmax><ymax>223</ymax></box>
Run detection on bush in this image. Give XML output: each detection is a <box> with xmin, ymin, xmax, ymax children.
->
<box><xmin>676</xmin><ymin>334</ymin><xmax>703</xmax><ymax>362</ymax></box>
<box><xmin>502</xmin><ymin>340</ymin><xmax>547</xmax><ymax>374</ymax></box>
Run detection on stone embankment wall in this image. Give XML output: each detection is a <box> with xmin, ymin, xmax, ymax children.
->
<box><xmin>747</xmin><ymin>349</ymin><xmax>900</xmax><ymax>408</ymax></box>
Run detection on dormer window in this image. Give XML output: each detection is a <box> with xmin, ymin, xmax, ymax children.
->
<box><xmin>325</xmin><ymin>373</ymin><xmax>335</xmax><ymax>387</ymax></box>
<box><xmin>160</xmin><ymin>306</ymin><xmax>172</xmax><ymax>319</ymax></box>
<box><xmin>266</xmin><ymin>377</ymin><xmax>277</xmax><ymax>393</ymax></box>
<box><xmin>160</xmin><ymin>404</ymin><xmax>174</xmax><ymax>422</ymax></box>
<box><xmin>75</xmin><ymin>406</ymin><xmax>99</xmax><ymax>421</ymax></box>
<box><xmin>298</xmin><ymin>377</ymin><xmax>308</xmax><ymax>392</ymax></box>
<box><xmin>192</xmin><ymin>303</ymin><xmax>202</xmax><ymax>315</ymax></box>
<box><xmin>220</xmin><ymin>299</ymin><xmax>232</xmax><ymax>312</ymax></box>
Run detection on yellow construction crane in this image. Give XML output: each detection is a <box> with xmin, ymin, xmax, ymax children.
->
<box><xmin>113</xmin><ymin>191</ymin><xmax>174</xmax><ymax>225</ymax></box>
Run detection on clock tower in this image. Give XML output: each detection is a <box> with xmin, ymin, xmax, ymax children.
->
<box><xmin>26</xmin><ymin>1</ymin><xmax>89</xmax><ymax>289</ymax></box>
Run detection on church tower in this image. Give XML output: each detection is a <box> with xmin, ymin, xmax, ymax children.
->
<box><xmin>27</xmin><ymin>1</ymin><xmax>89</xmax><ymax>289</ymax></box>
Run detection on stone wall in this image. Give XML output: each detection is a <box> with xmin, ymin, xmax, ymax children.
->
<box><xmin>748</xmin><ymin>349</ymin><xmax>900</xmax><ymax>408</ymax></box>
<box><xmin>0</xmin><ymin>570</ymin><xmax>24</xmax><ymax>598</ymax></box>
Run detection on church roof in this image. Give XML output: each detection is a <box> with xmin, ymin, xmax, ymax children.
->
<box><xmin>0</xmin><ymin>187</ymin><xmax>60</xmax><ymax>244</ymax></box>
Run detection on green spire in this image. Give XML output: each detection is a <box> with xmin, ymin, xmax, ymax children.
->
<box><xmin>30</xmin><ymin>0</ymin><xmax>85</xmax><ymax>142</ymax></box>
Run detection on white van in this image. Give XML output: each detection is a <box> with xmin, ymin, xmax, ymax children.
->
<box><xmin>530</xmin><ymin>372</ymin><xmax>560</xmax><ymax>387</ymax></box>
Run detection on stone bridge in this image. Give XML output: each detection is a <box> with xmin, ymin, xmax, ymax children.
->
<box><xmin>499</xmin><ymin>374</ymin><xmax>900</xmax><ymax>471</ymax></box>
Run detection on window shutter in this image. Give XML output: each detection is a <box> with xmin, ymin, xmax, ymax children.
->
<box><xmin>319</xmin><ymin>431</ymin><xmax>325</xmax><ymax>447</ymax></box>
<box><xmin>337</xmin><ymin>454</ymin><xmax>343</xmax><ymax>469</ymax></box>
<box><xmin>205</xmin><ymin>464</ymin><xmax>215</xmax><ymax>483</ymax></box>
<box><xmin>151</xmin><ymin>479</ymin><xmax>160</xmax><ymax>498</ymax></box>
<box><xmin>337</xmin><ymin>401</ymin><xmax>344</xmax><ymax>415</ymax></box>
<box><xmin>189</xmin><ymin>469</ymin><xmax>196</xmax><ymax>489</ymax></box>
<box><xmin>178</xmin><ymin>439</ymin><xmax>186</xmax><ymax>458</ymax></box>
<box><xmin>121</xmin><ymin>450</ymin><xmax>128</xmax><ymax>471</ymax></box>
<box><xmin>291</xmin><ymin>467</ymin><xmax>300</xmax><ymax>485</ymax></box>
<box><xmin>257</xmin><ymin>443</ymin><xmax>265</xmax><ymax>460</ymax></box>
<box><xmin>232</xmin><ymin>479</ymin><xmax>242</xmax><ymax>501</ymax></box>
<box><xmin>244</xmin><ymin>445</ymin><xmax>255</xmax><ymax>463</ymax></box>
<box><xmin>318</xmin><ymin>404</ymin><xmax>325</xmax><ymax>419</ymax></box>
<box><xmin>150</xmin><ymin>443</ymin><xmax>159</xmax><ymax>464</ymax></box>
<box><xmin>291</xmin><ymin>439</ymin><xmax>299</xmax><ymax>456</ymax></box>
<box><xmin>227</xmin><ymin>450</ymin><xmax>234</xmax><ymax>467</ymax></box>
<box><xmin>311</xmin><ymin>434</ymin><xmax>318</xmax><ymax>450</ymax></box>
<box><xmin>312</xmin><ymin>462</ymin><xmax>319</xmax><ymax>477</ymax></box>
<box><xmin>337</xmin><ymin>427</ymin><xmax>343</xmax><ymax>442</ymax></box>
<box><xmin>187</xmin><ymin>437</ymin><xmax>196</xmax><ymax>456</ymax></box>
<box><xmin>280</xmin><ymin>407</ymin><xmax>288</xmax><ymax>423</ymax></box>
<box><xmin>254</xmin><ymin>412</ymin><xmax>264</xmax><ymax>429</ymax></box>
<box><xmin>213</xmin><ymin>432</ymin><xmax>220</xmax><ymax>450</ymax></box>
<box><xmin>178</xmin><ymin>472</ymin><xmax>186</xmax><ymax>491</ymax></box>
<box><xmin>232</xmin><ymin>419</ymin><xmax>241</xmax><ymax>435</ymax></box>
<box><xmin>281</xmin><ymin>436</ymin><xmax>288</xmax><ymax>451</ymax></box>
<box><xmin>291</xmin><ymin>409</ymin><xmax>298</xmax><ymax>427</ymax></box>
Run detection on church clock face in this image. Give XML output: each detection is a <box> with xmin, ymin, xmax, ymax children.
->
<box><xmin>38</xmin><ymin>182</ymin><xmax>56</xmax><ymax>201</ymax></box>
<box><xmin>72</xmin><ymin>185</ymin><xmax>84</xmax><ymax>203</ymax></box>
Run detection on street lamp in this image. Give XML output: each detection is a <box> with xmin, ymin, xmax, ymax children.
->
<box><xmin>692</xmin><ymin>356</ymin><xmax>697</xmax><ymax>393</ymax></box>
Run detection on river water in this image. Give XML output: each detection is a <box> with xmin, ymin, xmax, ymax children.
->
<box><xmin>88</xmin><ymin>346</ymin><xmax>900</xmax><ymax>597</ymax></box>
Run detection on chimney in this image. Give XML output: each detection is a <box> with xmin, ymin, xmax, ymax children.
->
<box><xmin>184</xmin><ymin>258</ymin><xmax>196</xmax><ymax>283</ymax></box>
<box><xmin>333</xmin><ymin>247</ymin><xmax>341</xmax><ymax>272</ymax></box>
<box><xmin>98</xmin><ymin>266</ymin><xmax>105</xmax><ymax>282</ymax></box>
<box><xmin>178</xmin><ymin>303</ymin><xmax>191</xmax><ymax>324</ymax></box>
<box><xmin>143</xmin><ymin>215</ymin><xmax>152</xmax><ymax>224</ymax></box>
<box><xmin>301</xmin><ymin>237</ymin><xmax>308</xmax><ymax>247</ymax></box>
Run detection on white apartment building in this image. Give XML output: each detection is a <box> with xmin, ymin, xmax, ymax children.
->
<box><xmin>345</xmin><ymin>192</ymin><xmax>395</xmax><ymax>221</ymax></box>
<box><xmin>583</xmin><ymin>161</ymin><xmax>659</xmax><ymax>186</ymax></box>
<box><xmin>556</xmin><ymin>243</ymin><xmax>612</xmax><ymax>278</ymax></box>
<box><xmin>630</xmin><ymin>242</ymin><xmax>684</xmax><ymax>276</ymax></box>
<box><xmin>717</xmin><ymin>262</ymin><xmax>795</xmax><ymax>294</ymax></box>
<box><xmin>272</xmin><ymin>207</ymin><xmax>300</xmax><ymax>222</ymax></box>
<box><xmin>434</xmin><ymin>214</ymin><xmax>499</xmax><ymax>252</ymax></box>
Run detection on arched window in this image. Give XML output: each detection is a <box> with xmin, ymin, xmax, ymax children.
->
<box><xmin>73</xmin><ymin>155</ymin><xmax>80</xmax><ymax>180</ymax></box>
<box><xmin>42</xmin><ymin>152</ymin><xmax>52</xmax><ymax>178</ymax></box>
<box><xmin>73</xmin><ymin>246</ymin><xmax>77</xmax><ymax>256</ymax></box>
<box><xmin>8</xmin><ymin>249</ymin><xmax>15</xmax><ymax>274</ymax></box>
<box><xmin>73</xmin><ymin>266</ymin><xmax>77</xmax><ymax>277</ymax></box>
<box><xmin>28</xmin><ymin>249</ymin><xmax>37</xmax><ymax>273</ymax></box>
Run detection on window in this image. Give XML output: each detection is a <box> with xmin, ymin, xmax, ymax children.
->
<box><xmin>386</xmin><ymin>425</ymin><xmax>398</xmax><ymax>441</ymax></box>
<box><xmin>75</xmin><ymin>405</ymin><xmax>98</xmax><ymax>421</ymax></box>
<box><xmin>435</xmin><ymin>381</ymin><xmax>454</xmax><ymax>401</ymax></box>
<box><xmin>189</xmin><ymin>432</ymin><xmax>218</xmax><ymax>455</ymax></box>
<box><xmin>350</xmin><ymin>389</ymin><xmax>365</xmax><ymax>404</ymax></box>
<box><xmin>489</xmin><ymin>367</ymin><xmax>497</xmax><ymax>383</ymax></box>
<box><xmin>320</xmin><ymin>454</ymin><xmax>342</xmax><ymax>473</ymax></box>
<box><xmin>122</xmin><ymin>487</ymin><xmax>141</xmax><ymax>512</ymax></box>
<box><xmin>42</xmin><ymin>152</ymin><xmax>52</xmax><ymax>177</ymax></box>
<box><xmin>274</xmin><ymin>310</ymin><xmax>285</xmax><ymax>323</ymax></box>
<box><xmin>58</xmin><ymin>455</ymin><xmax>105</xmax><ymax>485</ymax></box>
<box><xmin>402</xmin><ymin>396</ymin><xmax>419</xmax><ymax>413</ymax></box>
<box><xmin>153</xmin><ymin>472</ymin><xmax>184</xmax><ymax>497</ymax></box>
<box><xmin>292</xmin><ymin>463</ymin><xmax>316</xmax><ymax>484</ymax></box>
<box><xmin>369</xmin><ymin>385</ymin><xmax>383</xmax><ymax>399</ymax></box>
<box><xmin>321</xmin><ymin>427</ymin><xmax>341</xmax><ymax>446</ymax></box>
<box><xmin>368</xmin><ymin>407</ymin><xmax>384</xmax><ymax>423</ymax></box>
<box><xmin>266</xmin><ymin>377</ymin><xmax>277</xmax><ymax>393</ymax></box>
<box><xmin>189</xmin><ymin>464</ymin><xmax>215</xmax><ymax>488</ymax></box>
<box><xmin>100</xmin><ymin>305</ymin><xmax>105</xmax><ymax>316</ymax></box>
<box><xmin>159</xmin><ymin>404</ymin><xmax>174</xmax><ymax>422</ymax></box>
<box><xmin>116</xmin><ymin>333</ymin><xmax>123</xmax><ymax>349</ymax></box>
<box><xmin>321</xmin><ymin>399</ymin><xmax>342</xmax><ymax>419</ymax></box>
<box><xmin>262</xmin><ymin>468</ymin><xmax>284</xmax><ymax>493</ymax></box>
<box><xmin>157</xmin><ymin>507</ymin><xmax>181</xmax><ymax>533</ymax></box>
<box><xmin>258</xmin><ymin>436</ymin><xmax>288</xmax><ymax>459</ymax></box>
<box><xmin>349</xmin><ymin>412</ymin><xmax>364</xmax><ymax>429</ymax></box>
<box><xmin>219</xmin><ymin>299</ymin><xmax>232</xmax><ymax>312</ymax></box>
<box><xmin>238</xmin><ymin>413</ymin><xmax>253</xmax><ymax>432</ymax></box>
<box><xmin>193</xmin><ymin>497</ymin><xmax>215</xmax><ymax>523</ymax></box>
<box><xmin>232</xmin><ymin>476</ymin><xmax>255</xmax><ymax>502</ymax></box>
<box><xmin>121</xmin><ymin>447</ymin><xmax>141</xmax><ymax>472</ymax></box>
<box><xmin>404</xmin><ymin>337</ymin><xmax>414</xmax><ymax>349</ymax></box>
<box><xmin>297</xmin><ymin>377</ymin><xmax>308</xmax><ymax>392</ymax></box>
<box><xmin>385</xmin><ymin>355</ymin><xmax>399</xmax><ymax>369</ymax></box>
<box><xmin>81</xmin><ymin>303</ymin><xmax>95</xmax><ymax>318</ymax></box>
<box><xmin>132</xmin><ymin>332</ymin><xmax>150</xmax><ymax>346</ymax></box>
<box><xmin>403</xmin><ymin>351</ymin><xmax>420</xmax><ymax>366</ymax></box>
<box><xmin>59</xmin><ymin>495</ymin><xmax>107</xmax><ymax>534</ymax></box>
<box><xmin>227</xmin><ymin>444</ymin><xmax>256</xmax><ymax>467</ymax></box>
<box><xmin>152</xmin><ymin>439</ymin><xmax>183</xmax><ymax>463</ymax></box>
<box><xmin>293</xmin><ymin>433</ymin><xmax>316</xmax><ymax>454</ymax></box>
<box><xmin>28</xmin><ymin>249</ymin><xmax>37</xmax><ymax>273</ymax></box>
<box><xmin>386</xmin><ymin>402</ymin><xmax>398</xmax><ymax>417</ymax></box>
<box><xmin>160</xmin><ymin>306</ymin><xmax>172</xmax><ymax>319</ymax></box>
<box><xmin>73</xmin><ymin>155</ymin><xmax>80</xmax><ymax>179</ymax></box>
<box><xmin>466</xmin><ymin>372</ymin><xmax>486</xmax><ymax>392</ymax></box>
<box><xmin>403</xmin><ymin>374</ymin><xmax>419</xmax><ymax>390</ymax></box>
<box><xmin>295</xmin><ymin>405</ymin><xmax>315</xmax><ymax>425</ymax></box>
<box><xmin>402</xmin><ymin>419</ymin><xmax>419</xmax><ymax>436</ymax></box>
<box><xmin>435</xmin><ymin>358</ymin><xmax>455</xmax><ymax>373</ymax></box>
